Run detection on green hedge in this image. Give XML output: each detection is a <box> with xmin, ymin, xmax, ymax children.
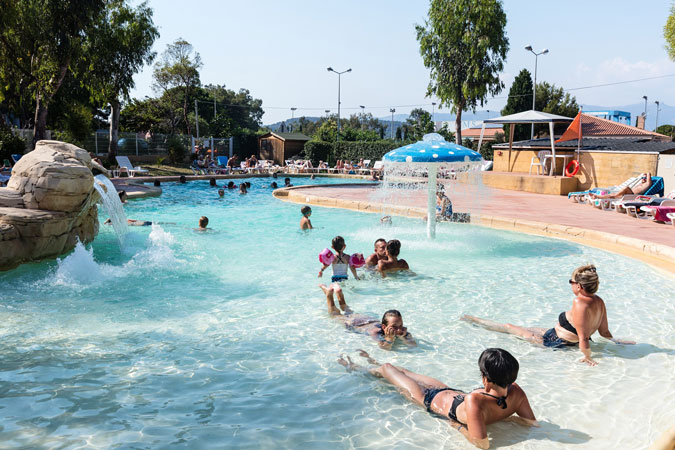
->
<box><xmin>302</xmin><ymin>139</ymin><xmax>413</xmax><ymax>165</ymax></box>
<box><xmin>0</xmin><ymin>122</ymin><xmax>26</xmax><ymax>163</ymax></box>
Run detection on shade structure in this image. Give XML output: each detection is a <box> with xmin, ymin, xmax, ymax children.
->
<box><xmin>382</xmin><ymin>133</ymin><xmax>483</xmax><ymax>239</ymax></box>
<box><xmin>477</xmin><ymin>110</ymin><xmax>574</xmax><ymax>175</ymax></box>
<box><xmin>383</xmin><ymin>133</ymin><xmax>483</xmax><ymax>165</ymax></box>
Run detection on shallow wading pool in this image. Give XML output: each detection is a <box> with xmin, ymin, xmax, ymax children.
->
<box><xmin>0</xmin><ymin>177</ymin><xmax>673</xmax><ymax>449</ymax></box>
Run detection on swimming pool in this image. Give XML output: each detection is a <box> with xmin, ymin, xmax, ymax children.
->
<box><xmin>0</xmin><ymin>176</ymin><xmax>673</xmax><ymax>449</ymax></box>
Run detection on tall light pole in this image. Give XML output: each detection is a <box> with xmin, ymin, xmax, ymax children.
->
<box><xmin>325</xmin><ymin>109</ymin><xmax>330</xmax><ymax>117</ymax></box>
<box><xmin>290</xmin><ymin>107</ymin><xmax>297</xmax><ymax>119</ymax></box>
<box><xmin>655</xmin><ymin>101</ymin><xmax>661</xmax><ymax>130</ymax></box>
<box><xmin>431</xmin><ymin>102</ymin><xmax>437</xmax><ymax>128</ymax></box>
<box><xmin>642</xmin><ymin>96</ymin><xmax>648</xmax><ymax>127</ymax></box>
<box><xmin>525</xmin><ymin>45</ymin><xmax>549</xmax><ymax>139</ymax></box>
<box><xmin>486</xmin><ymin>109</ymin><xmax>491</xmax><ymax>119</ymax></box>
<box><xmin>359</xmin><ymin>105</ymin><xmax>365</xmax><ymax>131</ymax></box>
<box><xmin>390</xmin><ymin>108</ymin><xmax>396</xmax><ymax>139</ymax></box>
<box><xmin>327</xmin><ymin>67</ymin><xmax>352</xmax><ymax>142</ymax></box>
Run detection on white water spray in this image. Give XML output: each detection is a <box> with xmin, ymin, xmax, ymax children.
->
<box><xmin>93</xmin><ymin>174</ymin><xmax>128</xmax><ymax>246</ymax></box>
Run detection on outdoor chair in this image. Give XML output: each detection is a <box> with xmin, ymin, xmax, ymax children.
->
<box><xmin>666</xmin><ymin>212</ymin><xmax>675</xmax><ymax>226</ymax></box>
<box><xmin>357</xmin><ymin>160</ymin><xmax>372</xmax><ymax>175</ymax></box>
<box><xmin>217</xmin><ymin>156</ymin><xmax>230</xmax><ymax>173</ymax></box>
<box><xmin>116</xmin><ymin>156</ymin><xmax>149</xmax><ymax>177</ymax></box>
<box><xmin>11</xmin><ymin>154</ymin><xmax>22</xmax><ymax>164</ymax></box>
<box><xmin>568</xmin><ymin>176</ymin><xmax>641</xmax><ymax>203</ymax></box>
<box><xmin>614</xmin><ymin>190</ymin><xmax>675</xmax><ymax>214</ymax></box>
<box><xmin>529</xmin><ymin>150</ymin><xmax>550</xmax><ymax>175</ymax></box>
<box><xmin>638</xmin><ymin>199</ymin><xmax>675</xmax><ymax>222</ymax></box>
<box><xmin>591</xmin><ymin>177</ymin><xmax>664</xmax><ymax>210</ymax></box>
<box><xmin>371</xmin><ymin>161</ymin><xmax>384</xmax><ymax>176</ymax></box>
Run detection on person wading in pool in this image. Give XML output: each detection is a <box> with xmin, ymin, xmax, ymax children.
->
<box><xmin>318</xmin><ymin>236</ymin><xmax>359</xmax><ymax>314</ymax></box>
<box><xmin>462</xmin><ymin>264</ymin><xmax>635</xmax><ymax>366</ymax></box>
<box><xmin>300</xmin><ymin>206</ymin><xmax>313</xmax><ymax>230</ymax></box>
<box><xmin>338</xmin><ymin>348</ymin><xmax>537</xmax><ymax>449</ymax></box>
<box><xmin>377</xmin><ymin>239</ymin><xmax>409</xmax><ymax>275</ymax></box>
<box><xmin>322</xmin><ymin>303</ymin><xmax>416</xmax><ymax>350</ymax></box>
<box><xmin>365</xmin><ymin>238</ymin><xmax>387</xmax><ymax>268</ymax></box>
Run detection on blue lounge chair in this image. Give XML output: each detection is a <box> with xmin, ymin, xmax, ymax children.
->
<box><xmin>592</xmin><ymin>177</ymin><xmax>665</xmax><ymax>210</ymax></box>
<box><xmin>568</xmin><ymin>176</ymin><xmax>641</xmax><ymax>202</ymax></box>
<box><xmin>11</xmin><ymin>154</ymin><xmax>22</xmax><ymax>164</ymax></box>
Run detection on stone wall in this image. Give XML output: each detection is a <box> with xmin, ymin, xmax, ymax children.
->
<box><xmin>0</xmin><ymin>140</ymin><xmax>106</xmax><ymax>271</ymax></box>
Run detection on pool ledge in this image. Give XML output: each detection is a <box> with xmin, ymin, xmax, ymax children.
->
<box><xmin>274</xmin><ymin>184</ymin><xmax>675</xmax><ymax>277</ymax></box>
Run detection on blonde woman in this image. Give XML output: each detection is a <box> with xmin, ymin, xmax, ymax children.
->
<box><xmin>462</xmin><ymin>265</ymin><xmax>635</xmax><ymax>366</ymax></box>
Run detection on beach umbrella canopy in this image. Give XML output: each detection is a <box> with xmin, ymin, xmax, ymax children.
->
<box><xmin>383</xmin><ymin>133</ymin><xmax>482</xmax><ymax>164</ymax></box>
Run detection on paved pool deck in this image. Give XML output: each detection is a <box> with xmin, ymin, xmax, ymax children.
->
<box><xmin>274</xmin><ymin>182</ymin><xmax>675</xmax><ymax>275</ymax></box>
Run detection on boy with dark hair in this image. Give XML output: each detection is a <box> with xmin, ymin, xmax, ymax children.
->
<box><xmin>377</xmin><ymin>239</ymin><xmax>409</xmax><ymax>274</ymax></box>
<box><xmin>300</xmin><ymin>206</ymin><xmax>313</xmax><ymax>230</ymax></box>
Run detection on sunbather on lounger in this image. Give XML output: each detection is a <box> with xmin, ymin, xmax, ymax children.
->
<box><xmin>327</xmin><ymin>305</ymin><xmax>416</xmax><ymax>350</ymax></box>
<box><xmin>590</xmin><ymin>173</ymin><xmax>651</xmax><ymax>199</ymax></box>
<box><xmin>462</xmin><ymin>264</ymin><xmax>635</xmax><ymax>366</ymax></box>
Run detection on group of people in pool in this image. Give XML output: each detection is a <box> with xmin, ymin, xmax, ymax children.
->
<box><xmin>313</xmin><ymin>228</ymin><xmax>636</xmax><ymax>448</ymax></box>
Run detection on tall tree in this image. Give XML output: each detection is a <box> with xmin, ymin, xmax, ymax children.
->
<box><xmin>500</xmin><ymin>69</ymin><xmax>533</xmax><ymax>141</ymax></box>
<box><xmin>87</xmin><ymin>0</ymin><xmax>158</xmax><ymax>162</ymax></box>
<box><xmin>416</xmin><ymin>0</ymin><xmax>509</xmax><ymax>144</ymax></box>
<box><xmin>0</xmin><ymin>0</ymin><xmax>105</xmax><ymax>145</ymax></box>
<box><xmin>153</xmin><ymin>39</ymin><xmax>202</xmax><ymax>136</ymax></box>
<box><xmin>534</xmin><ymin>82</ymin><xmax>579</xmax><ymax>136</ymax></box>
<box><xmin>665</xmin><ymin>3</ymin><xmax>675</xmax><ymax>61</ymax></box>
<box><xmin>405</xmin><ymin>108</ymin><xmax>435</xmax><ymax>141</ymax></box>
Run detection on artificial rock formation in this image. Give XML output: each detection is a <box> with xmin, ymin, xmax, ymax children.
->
<box><xmin>0</xmin><ymin>140</ymin><xmax>108</xmax><ymax>271</ymax></box>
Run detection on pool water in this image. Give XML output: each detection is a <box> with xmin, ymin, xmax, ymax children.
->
<box><xmin>1</xmin><ymin>177</ymin><xmax>673</xmax><ymax>449</ymax></box>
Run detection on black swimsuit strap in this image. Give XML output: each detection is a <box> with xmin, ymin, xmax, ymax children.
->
<box><xmin>479</xmin><ymin>391</ymin><xmax>508</xmax><ymax>409</ymax></box>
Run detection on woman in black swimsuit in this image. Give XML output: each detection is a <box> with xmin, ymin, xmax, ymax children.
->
<box><xmin>339</xmin><ymin>348</ymin><xmax>537</xmax><ymax>449</ymax></box>
<box><xmin>462</xmin><ymin>264</ymin><xmax>635</xmax><ymax>366</ymax></box>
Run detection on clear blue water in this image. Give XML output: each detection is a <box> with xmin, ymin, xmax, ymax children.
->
<box><xmin>1</xmin><ymin>176</ymin><xmax>674</xmax><ymax>449</ymax></box>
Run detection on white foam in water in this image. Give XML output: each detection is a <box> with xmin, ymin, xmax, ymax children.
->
<box><xmin>93</xmin><ymin>174</ymin><xmax>128</xmax><ymax>246</ymax></box>
<box><xmin>54</xmin><ymin>240</ymin><xmax>108</xmax><ymax>286</ymax></box>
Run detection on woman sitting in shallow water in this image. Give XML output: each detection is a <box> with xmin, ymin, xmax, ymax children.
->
<box><xmin>338</xmin><ymin>348</ymin><xmax>537</xmax><ymax>449</ymax></box>
<box><xmin>462</xmin><ymin>264</ymin><xmax>635</xmax><ymax>366</ymax></box>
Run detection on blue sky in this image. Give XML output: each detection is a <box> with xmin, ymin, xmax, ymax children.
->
<box><xmin>129</xmin><ymin>0</ymin><xmax>675</xmax><ymax>127</ymax></box>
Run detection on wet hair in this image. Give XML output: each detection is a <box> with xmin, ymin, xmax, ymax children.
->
<box><xmin>227</xmin><ymin>181</ymin><xmax>235</xmax><ymax>188</ymax></box>
<box><xmin>386</xmin><ymin>239</ymin><xmax>401</xmax><ymax>257</ymax></box>
<box><xmin>331</xmin><ymin>235</ymin><xmax>345</xmax><ymax>252</ymax></box>
<box><xmin>310</xmin><ymin>174</ymin><xmax>316</xmax><ymax>179</ymax></box>
<box><xmin>239</xmin><ymin>184</ymin><xmax>247</xmax><ymax>193</ymax></box>
<box><xmin>374</xmin><ymin>238</ymin><xmax>386</xmax><ymax>246</ymax></box>
<box><xmin>153</xmin><ymin>179</ymin><xmax>161</xmax><ymax>187</ymax></box>
<box><xmin>179</xmin><ymin>175</ymin><xmax>186</xmax><ymax>183</ymax></box>
<box><xmin>199</xmin><ymin>216</ymin><xmax>209</xmax><ymax>228</ymax></box>
<box><xmin>478</xmin><ymin>348</ymin><xmax>519</xmax><ymax>388</ymax></box>
<box><xmin>271</xmin><ymin>182</ymin><xmax>278</xmax><ymax>188</ymax></box>
<box><xmin>218</xmin><ymin>189</ymin><xmax>224</xmax><ymax>196</ymax></box>
<box><xmin>209</xmin><ymin>178</ymin><xmax>217</xmax><ymax>186</ymax></box>
<box><xmin>118</xmin><ymin>190</ymin><xmax>127</xmax><ymax>201</ymax></box>
<box><xmin>285</xmin><ymin>177</ymin><xmax>291</xmax><ymax>184</ymax></box>
<box><xmin>272</xmin><ymin>172</ymin><xmax>278</xmax><ymax>179</ymax></box>
<box><xmin>571</xmin><ymin>264</ymin><xmax>599</xmax><ymax>294</ymax></box>
<box><xmin>381</xmin><ymin>309</ymin><xmax>402</xmax><ymax>327</ymax></box>
<box><xmin>245</xmin><ymin>181</ymin><xmax>251</xmax><ymax>188</ymax></box>
<box><xmin>301</xmin><ymin>206</ymin><xmax>311</xmax><ymax>216</ymax></box>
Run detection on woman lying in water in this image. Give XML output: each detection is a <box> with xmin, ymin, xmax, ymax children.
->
<box><xmin>462</xmin><ymin>264</ymin><xmax>635</xmax><ymax>366</ymax></box>
<box><xmin>338</xmin><ymin>348</ymin><xmax>537</xmax><ymax>449</ymax></box>
<box><xmin>320</xmin><ymin>285</ymin><xmax>416</xmax><ymax>350</ymax></box>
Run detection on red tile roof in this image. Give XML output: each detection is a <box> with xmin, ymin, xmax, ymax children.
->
<box><xmin>580</xmin><ymin>113</ymin><xmax>669</xmax><ymax>140</ymax></box>
<box><xmin>462</xmin><ymin>127</ymin><xmax>504</xmax><ymax>139</ymax></box>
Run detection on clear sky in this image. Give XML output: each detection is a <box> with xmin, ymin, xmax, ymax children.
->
<box><xmin>129</xmin><ymin>0</ymin><xmax>675</xmax><ymax>128</ymax></box>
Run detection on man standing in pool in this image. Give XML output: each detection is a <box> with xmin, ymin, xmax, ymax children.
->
<box><xmin>377</xmin><ymin>239</ymin><xmax>409</xmax><ymax>275</ymax></box>
<box><xmin>365</xmin><ymin>238</ymin><xmax>387</xmax><ymax>268</ymax></box>
<box><xmin>300</xmin><ymin>206</ymin><xmax>313</xmax><ymax>230</ymax></box>
<box><xmin>338</xmin><ymin>348</ymin><xmax>537</xmax><ymax>449</ymax></box>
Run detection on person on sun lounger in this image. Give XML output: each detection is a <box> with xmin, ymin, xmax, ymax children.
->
<box><xmin>461</xmin><ymin>264</ymin><xmax>635</xmax><ymax>366</ymax></box>
<box><xmin>338</xmin><ymin>348</ymin><xmax>537</xmax><ymax>449</ymax></box>
<box><xmin>589</xmin><ymin>173</ymin><xmax>652</xmax><ymax>199</ymax></box>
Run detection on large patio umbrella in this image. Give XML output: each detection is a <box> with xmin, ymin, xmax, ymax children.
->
<box><xmin>477</xmin><ymin>110</ymin><xmax>573</xmax><ymax>174</ymax></box>
<box><xmin>382</xmin><ymin>133</ymin><xmax>483</xmax><ymax>238</ymax></box>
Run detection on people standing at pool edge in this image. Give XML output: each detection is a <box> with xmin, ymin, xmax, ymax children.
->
<box><xmin>462</xmin><ymin>264</ymin><xmax>635</xmax><ymax>366</ymax></box>
<box><xmin>338</xmin><ymin>348</ymin><xmax>537</xmax><ymax>449</ymax></box>
<box><xmin>377</xmin><ymin>239</ymin><xmax>409</xmax><ymax>275</ymax></box>
<box><xmin>318</xmin><ymin>236</ymin><xmax>359</xmax><ymax>314</ymax></box>
<box><xmin>366</xmin><ymin>238</ymin><xmax>387</xmax><ymax>267</ymax></box>
<box><xmin>300</xmin><ymin>206</ymin><xmax>313</xmax><ymax>230</ymax></box>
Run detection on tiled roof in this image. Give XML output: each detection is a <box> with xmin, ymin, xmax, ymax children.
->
<box><xmin>259</xmin><ymin>132</ymin><xmax>311</xmax><ymax>141</ymax></box>
<box><xmin>579</xmin><ymin>113</ymin><xmax>669</xmax><ymax>140</ymax></box>
<box><xmin>493</xmin><ymin>137</ymin><xmax>675</xmax><ymax>153</ymax></box>
<box><xmin>461</xmin><ymin>127</ymin><xmax>504</xmax><ymax>138</ymax></box>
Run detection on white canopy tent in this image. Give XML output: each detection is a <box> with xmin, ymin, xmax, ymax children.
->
<box><xmin>477</xmin><ymin>110</ymin><xmax>573</xmax><ymax>175</ymax></box>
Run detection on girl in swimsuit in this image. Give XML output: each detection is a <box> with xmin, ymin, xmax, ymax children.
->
<box><xmin>318</xmin><ymin>236</ymin><xmax>359</xmax><ymax>315</ymax></box>
<box><xmin>338</xmin><ymin>348</ymin><xmax>537</xmax><ymax>449</ymax></box>
<box><xmin>331</xmin><ymin>308</ymin><xmax>417</xmax><ymax>350</ymax></box>
<box><xmin>461</xmin><ymin>264</ymin><xmax>635</xmax><ymax>366</ymax></box>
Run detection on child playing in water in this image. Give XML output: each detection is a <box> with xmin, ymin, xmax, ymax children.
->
<box><xmin>197</xmin><ymin>216</ymin><xmax>209</xmax><ymax>230</ymax></box>
<box><xmin>300</xmin><ymin>206</ymin><xmax>313</xmax><ymax>230</ymax></box>
<box><xmin>318</xmin><ymin>236</ymin><xmax>359</xmax><ymax>314</ymax></box>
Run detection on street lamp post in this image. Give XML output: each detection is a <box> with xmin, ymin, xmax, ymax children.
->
<box><xmin>327</xmin><ymin>67</ymin><xmax>352</xmax><ymax>142</ymax></box>
<box><xmin>431</xmin><ymin>102</ymin><xmax>437</xmax><ymax>128</ymax></box>
<box><xmin>390</xmin><ymin>108</ymin><xmax>396</xmax><ymax>139</ymax></box>
<box><xmin>290</xmin><ymin>107</ymin><xmax>297</xmax><ymax>119</ymax></box>
<box><xmin>642</xmin><ymin>96</ymin><xmax>648</xmax><ymax>126</ymax></box>
<box><xmin>655</xmin><ymin>101</ymin><xmax>661</xmax><ymax>130</ymax></box>
<box><xmin>359</xmin><ymin>105</ymin><xmax>365</xmax><ymax>131</ymax></box>
<box><xmin>525</xmin><ymin>45</ymin><xmax>549</xmax><ymax>139</ymax></box>
<box><xmin>325</xmin><ymin>109</ymin><xmax>330</xmax><ymax>117</ymax></box>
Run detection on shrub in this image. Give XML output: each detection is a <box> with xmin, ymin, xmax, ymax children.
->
<box><xmin>302</xmin><ymin>140</ymin><xmax>332</xmax><ymax>164</ymax></box>
<box><xmin>0</xmin><ymin>122</ymin><xmax>27</xmax><ymax>163</ymax></box>
<box><xmin>167</xmin><ymin>135</ymin><xmax>187</xmax><ymax>164</ymax></box>
<box><xmin>302</xmin><ymin>139</ymin><xmax>410</xmax><ymax>165</ymax></box>
<box><xmin>156</xmin><ymin>156</ymin><xmax>166</xmax><ymax>167</ymax></box>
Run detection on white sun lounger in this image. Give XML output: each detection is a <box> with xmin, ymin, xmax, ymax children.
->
<box><xmin>116</xmin><ymin>156</ymin><xmax>149</xmax><ymax>177</ymax></box>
